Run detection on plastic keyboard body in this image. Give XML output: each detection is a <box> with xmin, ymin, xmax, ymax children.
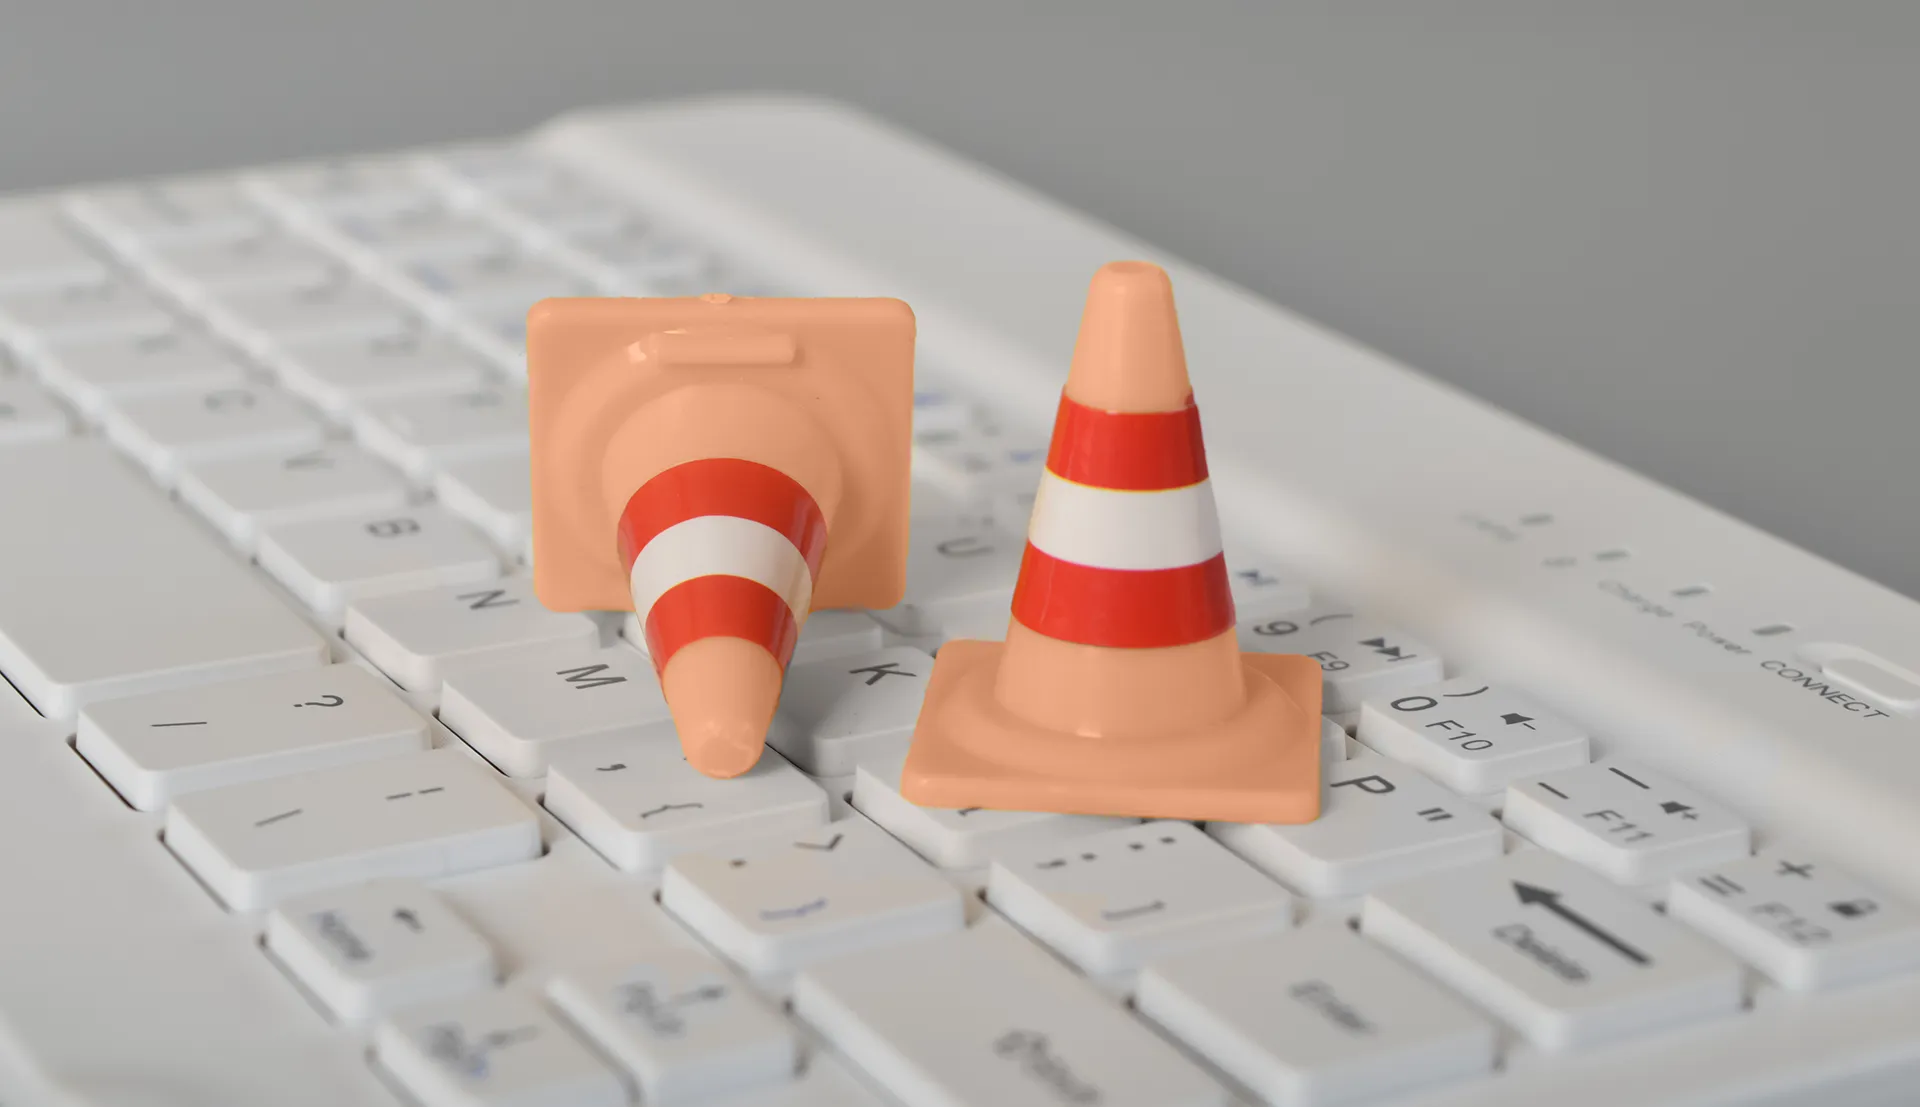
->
<box><xmin>2</xmin><ymin>94</ymin><xmax>1918</xmax><ymax>1107</ymax></box>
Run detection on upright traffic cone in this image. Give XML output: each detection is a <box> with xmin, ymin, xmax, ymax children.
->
<box><xmin>527</xmin><ymin>294</ymin><xmax>915</xmax><ymax>778</ymax></box>
<box><xmin>898</xmin><ymin>262</ymin><xmax>1322</xmax><ymax>823</ymax></box>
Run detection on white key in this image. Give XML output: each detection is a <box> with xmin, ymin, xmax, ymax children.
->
<box><xmin>353</xmin><ymin>386</ymin><xmax>530</xmax><ymax>481</ymax></box>
<box><xmin>176</xmin><ymin>442</ymin><xmax>412</xmax><ymax>553</ymax></box>
<box><xmin>336</xmin><ymin>200</ymin><xmax>508</xmax><ymax>262</ymax></box>
<box><xmin>163</xmin><ymin>746</ymin><xmax>541</xmax><ymax>910</ymax></box>
<box><xmin>249</xmin><ymin>158</ymin><xmax>431</xmax><ymax>216</ymax></box>
<box><xmin>0</xmin><ymin>274</ymin><xmax>176</xmax><ymax>347</ymax></box>
<box><xmin>1225</xmin><ymin>559</ymin><xmax>1312</xmax><ymax>619</ymax></box>
<box><xmin>912</xmin><ymin>426</ymin><xmax>1047</xmax><ymax>505</ymax></box>
<box><xmin>457</xmin><ymin>304</ymin><xmax>532</xmax><ymax>373</ymax></box>
<box><xmin>987</xmin><ymin>820</ymin><xmax>1293</xmax><ymax>976</ymax></box>
<box><xmin>0</xmin><ymin>207</ymin><xmax>110</xmax><ymax>294</ymax></box>
<box><xmin>1209</xmin><ymin>752</ymin><xmax>1505</xmax><ymax>898</ymax></box>
<box><xmin>142</xmin><ymin>229</ymin><xmax>335</xmax><ymax>296</ymax></box>
<box><xmin>31</xmin><ymin>325</ymin><xmax>248</xmax><ymax>417</ymax></box>
<box><xmin>1238</xmin><ymin>606</ymin><xmax>1444</xmax><ymax>714</ymax></box>
<box><xmin>1135</xmin><ymin>924</ymin><xmax>1497</xmax><ymax>1107</ymax></box>
<box><xmin>436</xmin><ymin>452</ymin><xmax>533</xmax><ymax>553</ymax></box>
<box><xmin>868</xmin><ymin>515</ymin><xmax>1022</xmax><ymax>641</ymax></box>
<box><xmin>659</xmin><ymin>818</ymin><xmax>965</xmax><ymax>976</ymax></box>
<box><xmin>342</xmin><ymin>575</ymin><xmax>597</xmax><ymax>692</ymax></box>
<box><xmin>1667</xmin><ymin>848</ymin><xmax>1920</xmax><ymax>991</ymax></box>
<box><xmin>208</xmin><ymin>271</ymin><xmax>416</xmax><ymax>355</ymax></box>
<box><xmin>256</xmin><ymin>504</ymin><xmax>501</xmax><ymax>623</ymax></box>
<box><xmin>74</xmin><ymin>663</ymin><xmax>430</xmax><ymax>811</ymax></box>
<box><xmin>407</xmin><ymin>245</ymin><xmax>592</xmax><ymax>309</ymax></box>
<box><xmin>547</xmin><ymin>733</ymin><xmax>828</xmax><ymax>872</ymax></box>
<box><xmin>1361</xmin><ymin>850</ymin><xmax>1744</xmax><ymax>1051</ymax></box>
<box><xmin>547</xmin><ymin>950</ymin><xmax>799</xmax><ymax>1104</ymax></box>
<box><xmin>66</xmin><ymin>179</ymin><xmax>266</xmax><ymax>246</ymax></box>
<box><xmin>429</xmin><ymin>145</ymin><xmax>570</xmax><ymax>196</ymax></box>
<box><xmin>620</xmin><ymin>606</ymin><xmax>882</xmax><ymax>667</ymax></box>
<box><xmin>439</xmin><ymin>644</ymin><xmax>673</xmax><ymax>777</ymax></box>
<box><xmin>851</xmin><ymin>748</ymin><xmax>1132</xmax><ymax>869</ymax></box>
<box><xmin>765</xmin><ymin>646</ymin><xmax>933</xmax><ymax>775</ymax></box>
<box><xmin>0</xmin><ymin>439</ymin><xmax>326</xmax><ymax>719</ymax></box>
<box><xmin>1502</xmin><ymin>760</ymin><xmax>1751</xmax><ymax>883</ymax></box>
<box><xmin>1319</xmin><ymin>715</ymin><xmax>1349</xmax><ymax>763</ymax></box>
<box><xmin>567</xmin><ymin>218</ymin><xmax>718</xmax><ymax>284</ymax></box>
<box><xmin>0</xmin><ymin>374</ymin><xmax>72</xmax><ymax>445</ymax></box>
<box><xmin>1357</xmin><ymin>677</ymin><xmax>1590</xmax><ymax>794</ymax></box>
<box><xmin>374</xmin><ymin>989</ymin><xmax>628</xmax><ymax>1107</ymax></box>
<box><xmin>100</xmin><ymin>383</ymin><xmax>328</xmax><ymax>486</ymax></box>
<box><xmin>497</xmin><ymin>184</ymin><xmax>637</xmax><ymax>239</ymax></box>
<box><xmin>274</xmin><ymin>324</ymin><xmax>490</xmax><ymax>416</ymax></box>
<box><xmin>265</xmin><ymin>878</ymin><xmax>497</xmax><ymax>1021</ymax></box>
<box><xmin>794</xmin><ymin>921</ymin><xmax>1229</xmax><ymax>1107</ymax></box>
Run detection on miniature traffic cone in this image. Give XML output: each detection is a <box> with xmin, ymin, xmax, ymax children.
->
<box><xmin>527</xmin><ymin>294</ymin><xmax>915</xmax><ymax>779</ymax></box>
<box><xmin>898</xmin><ymin>262</ymin><xmax>1323</xmax><ymax>823</ymax></box>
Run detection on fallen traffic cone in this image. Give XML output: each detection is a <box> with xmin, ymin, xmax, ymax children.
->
<box><xmin>528</xmin><ymin>294</ymin><xmax>915</xmax><ymax>778</ymax></box>
<box><xmin>898</xmin><ymin>262</ymin><xmax>1322</xmax><ymax>823</ymax></box>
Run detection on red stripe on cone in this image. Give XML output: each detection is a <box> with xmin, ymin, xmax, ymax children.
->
<box><xmin>1010</xmin><ymin>544</ymin><xmax>1234</xmax><ymax>648</ymax></box>
<box><xmin>1044</xmin><ymin>395</ymin><xmax>1209</xmax><ymax>491</ymax></box>
<box><xmin>644</xmin><ymin>574</ymin><xmax>801</xmax><ymax>670</ymax></box>
<box><xmin>617</xmin><ymin>457</ymin><xmax>828</xmax><ymax>574</ymax></box>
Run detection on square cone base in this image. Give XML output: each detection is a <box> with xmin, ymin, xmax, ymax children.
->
<box><xmin>898</xmin><ymin>646</ymin><xmax>1324</xmax><ymax>824</ymax></box>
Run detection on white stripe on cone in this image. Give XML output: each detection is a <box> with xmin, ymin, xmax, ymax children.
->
<box><xmin>627</xmin><ymin>514</ymin><xmax>815</xmax><ymax>627</ymax></box>
<box><xmin>1024</xmin><ymin>470</ymin><xmax>1224</xmax><ymax>571</ymax></box>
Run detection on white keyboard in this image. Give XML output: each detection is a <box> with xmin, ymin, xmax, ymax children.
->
<box><xmin>3</xmin><ymin>94</ymin><xmax>1919</xmax><ymax>1107</ymax></box>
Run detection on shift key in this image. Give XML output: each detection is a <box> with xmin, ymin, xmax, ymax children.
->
<box><xmin>0</xmin><ymin>439</ymin><xmax>326</xmax><ymax>720</ymax></box>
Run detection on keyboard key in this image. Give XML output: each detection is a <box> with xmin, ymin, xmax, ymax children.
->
<box><xmin>435</xmin><ymin>452</ymin><xmax>533</xmax><ymax>553</ymax></box>
<box><xmin>0</xmin><ymin>207</ymin><xmax>110</xmax><ymax>294</ymax></box>
<box><xmin>208</xmin><ymin>271</ymin><xmax>416</xmax><ymax>355</ymax></box>
<box><xmin>1225</xmin><ymin>558</ymin><xmax>1312</xmax><ymax>619</ymax></box>
<box><xmin>913</xmin><ymin>430</ymin><xmax>1048</xmax><ymax>505</ymax></box>
<box><xmin>100</xmin><ymin>383</ymin><xmax>328</xmax><ymax>486</ymax></box>
<box><xmin>1502</xmin><ymin>760</ymin><xmax>1751</xmax><ymax>883</ymax></box>
<box><xmin>1319</xmin><ymin>715</ymin><xmax>1350</xmax><ymax>762</ymax></box>
<box><xmin>620</xmin><ymin>606</ymin><xmax>882</xmax><ymax>667</ymax></box>
<box><xmin>1238</xmin><ymin>606</ymin><xmax>1444</xmax><ymax>714</ymax></box>
<box><xmin>659</xmin><ymin>818</ymin><xmax>965</xmax><ymax>976</ymax></box>
<box><xmin>0</xmin><ymin>374</ymin><xmax>72</xmax><ymax>446</ymax></box>
<box><xmin>0</xmin><ymin>439</ymin><xmax>326</xmax><ymax>719</ymax></box>
<box><xmin>264</xmin><ymin>877</ymin><xmax>497</xmax><ymax>1022</ymax></box>
<box><xmin>143</xmin><ymin>229</ymin><xmax>335</xmax><ymax>297</ymax></box>
<box><xmin>987</xmin><ymin>820</ymin><xmax>1293</xmax><ymax>976</ymax></box>
<box><xmin>373</xmin><ymin>989</ymin><xmax>628</xmax><ymax>1107</ymax></box>
<box><xmin>439</xmin><ymin>644</ymin><xmax>671</xmax><ymax>776</ymax></box>
<box><xmin>794</xmin><ymin>922</ymin><xmax>1228</xmax><ymax>1107</ymax></box>
<box><xmin>1361</xmin><ymin>850</ymin><xmax>1743</xmax><ymax>1051</ymax></box>
<box><xmin>1667</xmin><ymin>848</ymin><xmax>1920</xmax><ymax>991</ymax></box>
<box><xmin>342</xmin><ymin>575</ymin><xmax>597</xmax><ymax>692</ymax></box>
<box><xmin>31</xmin><ymin>325</ymin><xmax>248</xmax><ymax>417</ymax></box>
<box><xmin>764</xmin><ymin>646</ymin><xmax>934</xmax><ymax>775</ymax></box>
<box><xmin>428</xmin><ymin>145</ymin><xmax>569</xmax><ymax>196</ymax></box>
<box><xmin>406</xmin><ymin>245</ymin><xmax>591</xmax><ymax>309</ymax></box>
<box><xmin>256</xmin><ymin>505</ymin><xmax>501</xmax><ymax>622</ymax></box>
<box><xmin>336</xmin><ymin>200</ymin><xmax>507</xmax><ymax>263</ymax></box>
<box><xmin>851</xmin><ymin>748</ymin><xmax>1131</xmax><ymax>869</ymax></box>
<box><xmin>351</xmin><ymin>386</ymin><xmax>530</xmax><ymax>481</ymax></box>
<box><xmin>1135</xmin><ymin>924</ymin><xmax>1497</xmax><ymax>1107</ymax></box>
<box><xmin>0</xmin><ymin>274</ymin><xmax>176</xmax><ymax>348</ymax></box>
<box><xmin>164</xmin><ymin>747</ymin><xmax>541</xmax><ymax>910</ymax></box>
<box><xmin>66</xmin><ymin>179</ymin><xmax>267</xmax><ymax>246</ymax></box>
<box><xmin>546</xmin><ymin>950</ymin><xmax>799</xmax><ymax>1103</ymax></box>
<box><xmin>546</xmin><ymin>734</ymin><xmax>829</xmax><ymax>872</ymax></box>
<box><xmin>273</xmin><ymin>324</ymin><xmax>490</xmax><ymax>416</ymax></box>
<box><xmin>74</xmin><ymin>663</ymin><xmax>430</xmax><ymax>811</ymax></box>
<box><xmin>867</xmin><ymin>515</ymin><xmax>1021</xmax><ymax>641</ymax></box>
<box><xmin>567</xmin><ymin>217</ymin><xmax>718</xmax><ymax>284</ymax></box>
<box><xmin>1209</xmin><ymin>752</ymin><xmax>1504</xmax><ymax>897</ymax></box>
<box><xmin>175</xmin><ymin>442</ymin><xmax>412</xmax><ymax>553</ymax></box>
<box><xmin>1357</xmin><ymin>677</ymin><xmax>1590</xmax><ymax>793</ymax></box>
<box><xmin>249</xmin><ymin>158</ymin><xmax>431</xmax><ymax>216</ymax></box>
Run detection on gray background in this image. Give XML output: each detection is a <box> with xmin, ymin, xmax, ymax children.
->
<box><xmin>3</xmin><ymin>2</ymin><xmax>1915</xmax><ymax>596</ymax></box>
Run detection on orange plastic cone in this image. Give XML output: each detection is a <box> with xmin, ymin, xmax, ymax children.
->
<box><xmin>527</xmin><ymin>295</ymin><xmax>915</xmax><ymax>779</ymax></box>
<box><xmin>898</xmin><ymin>262</ymin><xmax>1322</xmax><ymax>823</ymax></box>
